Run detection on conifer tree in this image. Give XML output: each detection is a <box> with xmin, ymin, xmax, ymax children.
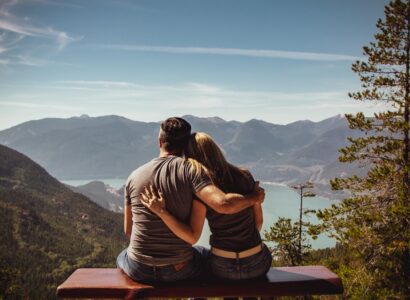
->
<box><xmin>317</xmin><ymin>0</ymin><xmax>410</xmax><ymax>297</ymax></box>
<box><xmin>264</xmin><ymin>182</ymin><xmax>316</xmax><ymax>266</ymax></box>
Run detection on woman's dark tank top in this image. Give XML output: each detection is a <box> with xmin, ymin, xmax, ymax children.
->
<box><xmin>206</xmin><ymin>168</ymin><xmax>262</xmax><ymax>252</ymax></box>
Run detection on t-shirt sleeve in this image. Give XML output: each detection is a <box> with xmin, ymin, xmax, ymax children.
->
<box><xmin>185</xmin><ymin>161</ymin><xmax>212</xmax><ymax>193</ymax></box>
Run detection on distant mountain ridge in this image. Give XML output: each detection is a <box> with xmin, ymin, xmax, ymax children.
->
<box><xmin>66</xmin><ymin>180</ymin><xmax>123</xmax><ymax>212</ymax></box>
<box><xmin>0</xmin><ymin>114</ymin><xmax>362</xmax><ymax>198</ymax></box>
<box><xmin>0</xmin><ymin>144</ymin><xmax>127</xmax><ymax>298</ymax></box>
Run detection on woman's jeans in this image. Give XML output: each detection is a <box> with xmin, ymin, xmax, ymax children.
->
<box><xmin>116</xmin><ymin>246</ymin><xmax>209</xmax><ymax>283</ymax></box>
<box><xmin>209</xmin><ymin>243</ymin><xmax>272</xmax><ymax>280</ymax></box>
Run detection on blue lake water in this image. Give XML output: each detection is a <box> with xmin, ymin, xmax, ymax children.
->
<box><xmin>62</xmin><ymin>179</ymin><xmax>336</xmax><ymax>249</ymax></box>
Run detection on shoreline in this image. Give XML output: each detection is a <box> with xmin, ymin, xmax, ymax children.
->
<box><xmin>261</xmin><ymin>181</ymin><xmax>289</xmax><ymax>187</ymax></box>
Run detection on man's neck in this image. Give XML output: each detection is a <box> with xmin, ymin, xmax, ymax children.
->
<box><xmin>159</xmin><ymin>148</ymin><xmax>178</xmax><ymax>158</ymax></box>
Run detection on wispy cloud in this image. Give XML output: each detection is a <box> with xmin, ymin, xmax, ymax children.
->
<box><xmin>0</xmin><ymin>100</ymin><xmax>83</xmax><ymax>110</ymax></box>
<box><xmin>0</xmin><ymin>0</ymin><xmax>81</xmax><ymax>67</ymax></box>
<box><xmin>101</xmin><ymin>0</ymin><xmax>154</xmax><ymax>11</ymax></box>
<box><xmin>0</xmin><ymin>15</ymin><xmax>80</xmax><ymax>51</ymax></box>
<box><xmin>29</xmin><ymin>0</ymin><xmax>82</xmax><ymax>9</ymax></box>
<box><xmin>50</xmin><ymin>80</ymin><xmax>367</xmax><ymax>111</ymax></box>
<box><xmin>0</xmin><ymin>45</ymin><xmax>9</xmax><ymax>53</ymax></box>
<box><xmin>97</xmin><ymin>44</ymin><xmax>360</xmax><ymax>61</ymax></box>
<box><xmin>59</xmin><ymin>80</ymin><xmax>139</xmax><ymax>88</ymax></box>
<box><xmin>12</xmin><ymin>54</ymin><xmax>47</xmax><ymax>66</ymax></box>
<box><xmin>0</xmin><ymin>80</ymin><xmax>387</xmax><ymax>128</ymax></box>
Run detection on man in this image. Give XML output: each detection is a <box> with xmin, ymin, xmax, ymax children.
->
<box><xmin>117</xmin><ymin>117</ymin><xmax>265</xmax><ymax>283</ymax></box>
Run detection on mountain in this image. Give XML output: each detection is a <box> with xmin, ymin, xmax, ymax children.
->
<box><xmin>0</xmin><ymin>115</ymin><xmax>159</xmax><ymax>179</ymax></box>
<box><xmin>67</xmin><ymin>181</ymin><xmax>124</xmax><ymax>212</ymax></box>
<box><xmin>0</xmin><ymin>145</ymin><xmax>127</xmax><ymax>299</ymax></box>
<box><xmin>0</xmin><ymin>114</ymin><xmax>361</xmax><ymax>198</ymax></box>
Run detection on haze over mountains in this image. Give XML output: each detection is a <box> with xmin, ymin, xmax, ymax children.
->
<box><xmin>0</xmin><ymin>114</ymin><xmax>363</xmax><ymax>198</ymax></box>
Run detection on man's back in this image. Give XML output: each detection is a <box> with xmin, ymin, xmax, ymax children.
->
<box><xmin>125</xmin><ymin>156</ymin><xmax>210</xmax><ymax>265</ymax></box>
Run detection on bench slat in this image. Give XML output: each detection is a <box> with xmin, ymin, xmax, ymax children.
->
<box><xmin>56</xmin><ymin>265</ymin><xmax>343</xmax><ymax>299</ymax></box>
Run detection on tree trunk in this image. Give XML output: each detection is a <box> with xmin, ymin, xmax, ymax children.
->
<box><xmin>402</xmin><ymin>2</ymin><xmax>410</xmax><ymax>294</ymax></box>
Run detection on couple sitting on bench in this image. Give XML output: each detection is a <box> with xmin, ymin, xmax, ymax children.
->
<box><xmin>117</xmin><ymin>117</ymin><xmax>271</xmax><ymax>283</ymax></box>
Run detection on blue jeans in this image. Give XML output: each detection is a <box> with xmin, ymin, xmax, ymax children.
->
<box><xmin>209</xmin><ymin>243</ymin><xmax>272</xmax><ymax>280</ymax></box>
<box><xmin>116</xmin><ymin>246</ymin><xmax>209</xmax><ymax>283</ymax></box>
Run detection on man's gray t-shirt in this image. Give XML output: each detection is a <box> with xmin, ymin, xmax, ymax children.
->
<box><xmin>125</xmin><ymin>156</ymin><xmax>211</xmax><ymax>265</ymax></box>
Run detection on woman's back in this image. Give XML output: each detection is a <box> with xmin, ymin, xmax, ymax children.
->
<box><xmin>206</xmin><ymin>167</ymin><xmax>262</xmax><ymax>252</ymax></box>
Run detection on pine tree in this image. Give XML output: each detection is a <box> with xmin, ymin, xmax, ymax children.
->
<box><xmin>317</xmin><ymin>1</ymin><xmax>410</xmax><ymax>297</ymax></box>
<box><xmin>264</xmin><ymin>182</ymin><xmax>317</xmax><ymax>266</ymax></box>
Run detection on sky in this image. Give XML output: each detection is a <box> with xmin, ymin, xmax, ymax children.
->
<box><xmin>0</xmin><ymin>0</ymin><xmax>391</xmax><ymax>130</ymax></box>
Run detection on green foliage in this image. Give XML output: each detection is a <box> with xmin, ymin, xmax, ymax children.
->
<box><xmin>264</xmin><ymin>217</ymin><xmax>311</xmax><ymax>266</ymax></box>
<box><xmin>0</xmin><ymin>145</ymin><xmax>127</xmax><ymax>299</ymax></box>
<box><xmin>264</xmin><ymin>182</ymin><xmax>317</xmax><ymax>266</ymax></box>
<box><xmin>317</xmin><ymin>1</ymin><xmax>410</xmax><ymax>298</ymax></box>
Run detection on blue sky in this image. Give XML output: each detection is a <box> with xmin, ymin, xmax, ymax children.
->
<box><xmin>0</xmin><ymin>0</ymin><xmax>390</xmax><ymax>130</ymax></box>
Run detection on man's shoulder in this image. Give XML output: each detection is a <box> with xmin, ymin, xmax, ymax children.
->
<box><xmin>127</xmin><ymin>156</ymin><xmax>187</xmax><ymax>180</ymax></box>
<box><xmin>127</xmin><ymin>158</ymin><xmax>159</xmax><ymax>182</ymax></box>
<box><xmin>158</xmin><ymin>156</ymin><xmax>192</xmax><ymax>178</ymax></box>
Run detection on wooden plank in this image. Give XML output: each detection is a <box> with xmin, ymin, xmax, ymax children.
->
<box><xmin>56</xmin><ymin>266</ymin><xmax>343</xmax><ymax>299</ymax></box>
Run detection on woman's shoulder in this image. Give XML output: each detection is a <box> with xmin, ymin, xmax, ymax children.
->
<box><xmin>239</xmin><ymin>168</ymin><xmax>253</xmax><ymax>179</ymax></box>
<box><xmin>230</xmin><ymin>166</ymin><xmax>255</xmax><ymax>192</ymax></box>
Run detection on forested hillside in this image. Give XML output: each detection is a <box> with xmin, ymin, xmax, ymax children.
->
<box><xmin>0</xmin><ymin>145</ymin><xmax>127</xmax><ymax>299</ymax></box>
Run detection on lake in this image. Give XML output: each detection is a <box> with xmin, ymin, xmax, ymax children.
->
<box><xmin>62</xmin><ymin>179</ymin><xmax>336</xmax><ymax>249</ymax></box>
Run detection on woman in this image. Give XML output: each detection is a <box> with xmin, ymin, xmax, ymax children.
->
<box><xmin>140</xmin><ymin>132</ymin><xmax>272</xmax><ymax>280</ymax></box>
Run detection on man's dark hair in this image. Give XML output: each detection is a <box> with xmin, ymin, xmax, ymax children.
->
<box><xmin>159</xmin><ymin>117</ymin><xmax>191</xmax><ymax>155</ymax></box>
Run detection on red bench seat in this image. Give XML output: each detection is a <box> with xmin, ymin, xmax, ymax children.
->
<box><xmin>56</xmin><ymin>265</ymin><xmax>343</xmax><ymax>299</ymax></box>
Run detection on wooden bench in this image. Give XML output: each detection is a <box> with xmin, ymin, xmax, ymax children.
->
<box><xmin>56</xmin><ymin>266</ymin><xmax>343</xmax><ymax>299</ymax></box>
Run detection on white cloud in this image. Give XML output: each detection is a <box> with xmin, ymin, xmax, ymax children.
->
<box><xmin>48</xmin><ymin>80</ymin><xmax>377</xmax><ymax>112</ymax></box>
<box><xmin>30</xmin><ymin>0</ymin><xmax>82</xmax><ymax>9</ymax></box>
<box><xmin>0</xmin><ymin>0</ymin><xmax>81</xmax><ymax>67</ymax></box>
<box><xmin>58</xmin><ymin>80</ymin><xmax>139</xmax><ymax>88</ymax></box>
<box><xmin>0</xmin><ymin>80</ymin><xmax>386</xmax><ymax>129</ymax></box>
<box><xmin>0</xmin><ymin>100</ymin><xmax>83</xmax><ymax>110</ymax></box>
<box><xmin>12</xmin><ymin>54</ymin><xmax>47</xmax><ymax>66</ymax></box>
<box><xmin>0</xmin><ymin>18</ymin><xmax>80</xmax><ymax>51</ymax></box>
<box><xmin>0</xmin><ymin>45</ymin><xmax>9</xmax><ymax>53</ymax></box>
<box><xmin>0</xmin><ymin>58</ymin><xmax>10</xmax><ymax>64</ymax></box>
<box><xmin>97</xmin><ymin>44</ymin><xmax>360</xmax><ymax>61</ymax></box>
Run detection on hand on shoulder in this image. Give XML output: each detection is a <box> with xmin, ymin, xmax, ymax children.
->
<box><xmin>139</xmin><ymin>185</ymin><xmax>167</xmax><ymax>216</ymax></box>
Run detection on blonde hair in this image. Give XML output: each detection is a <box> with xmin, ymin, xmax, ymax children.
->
<box><xmin>186</xmin><ymin>132</ymin><xmax>245</xmax><ymax>191</ymax></box>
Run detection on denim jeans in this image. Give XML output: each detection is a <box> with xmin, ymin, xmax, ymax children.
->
<box><xmin>116</xmin><ymin>246</ymin><xmax>209</xmax><ymax>283</ymax></box>
<box><xmin>209</xmin><ymin>243</ymin><xmax>272</xmax><ymax>280</ymax></box>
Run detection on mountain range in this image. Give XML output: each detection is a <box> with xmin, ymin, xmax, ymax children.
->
<box><xmin>0</xmin><ymin>144</ymin><xmax>127</xmax><ymax>298</ymax></box>
<box><xmin>0</xmin><ymin>114</ymin><xmax>364</xmax><ymax>199</ymax></box>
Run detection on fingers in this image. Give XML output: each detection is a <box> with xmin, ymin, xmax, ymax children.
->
<box><xmin>142</xmin><ymin>185</ymin><xmax>158</xmax><ymax>199</ymax></box>
<box><xmin>158</xmin><ymin>190</ymin><xmax>164</xmax><ymax>202</ymax></box>
<box><xmin>150</xmin><ymin>184</ymin><xmax>159</xmax><ymax>198</ymax></box>
<box><xmin>144</xmin><ymin>186</ymin><xmax>151</xmax><ymax>198</ymax></box>
<box><xmin>157</xmin><ymin>190</ymin><xmax>165</xmax><ymax>208</ymax></box>
<box><xmin>140</xmin><ymin>185</ymin><xmax>154</xmax><ymax>207</ymax></box>
<box><xmin>140</xmin><ymin>192</ymin><xmax>149</xmax><ymax>202</ymax></box>
<box><xmin>256</xmin><ymin>186</ymin><xmax>265</xmax><ymax>204</ymax></box>
<box><xmin>139</xmin><ymin>193</ymin><xmax>149</xmax><ymax>207</ymax></box>
<box><xmin>139</xmin><ymin>184</ymin><xmax>164</xmax><ymax>205</ymax></box>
